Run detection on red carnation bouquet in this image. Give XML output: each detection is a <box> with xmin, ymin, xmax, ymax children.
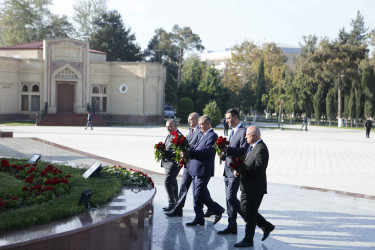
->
<box><xmin>154</xmin><ymin>142</ymin><xmax>166</xmax><ymax>162</ymax></box>
<box><xmin>214</xmin><ymin>136</ymin><xmax>229</xmax><ymax>164</ymax></box>
<box><xmin>229</xmin><ymin>156</ymin><xmax>246</xmax><ymax>173</ymax></box>
<box><xmin>170</xmin><ymin>131</ymin><xmax>190</xmax><ymax>167</ymax></box>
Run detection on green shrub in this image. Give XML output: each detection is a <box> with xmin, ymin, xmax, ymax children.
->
<box><xmin>176</xmin><ymin>97</ymin><xmax>194</xmax><ymax>123</ymax></box>
<box><xmin>203</xmin><ymin>101</ymin><xmax>222</xmax><ymax>128</ymax></box>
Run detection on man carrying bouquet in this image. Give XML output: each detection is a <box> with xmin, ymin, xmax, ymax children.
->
<box><xmin>166</xmin><ymin>112</ymin><xmax>202</xmax><ymax>217</ymax></box>
<box><xmin>218</xmin><ymin>108</ymin><xmax>249</xmax><ymax>235</ymax></box>
<box><xmin>233</xmin><ymin>126</ymin><xmax>275</xmax><ymax>247</ymax></box>
<box><xmin>184</xmin><ymin>115</ymin><xmax>225</xmax><ymax>226</ymax></box>
<box><xmin>161</xmin><ymin>119</ymin><xmax>183</xmax><ymax>211</ymax></box>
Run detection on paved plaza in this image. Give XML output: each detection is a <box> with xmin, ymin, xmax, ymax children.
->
<box><xmin>0</xmin><ymin>124</ymin><xmax>375</xmax><ymax>249</ymax></box>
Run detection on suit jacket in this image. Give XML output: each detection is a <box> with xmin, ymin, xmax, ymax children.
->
<box><xmin>161</xmin><ymin>129</ymin><xmax>183</xmax><ymax>168</ymax></box>
<box><xmin>187</xmin><ymin>127</ymin><xmax>202</xmax><ymax>146</ymax></box>
<box><xmin>240</xmin><ymin>140</ymin><xmax>268</xmax><ymax>195</ymax></box>
<box><xmin>224</xmin><ymin>125</ymin><xmax>249</xmax><ymax>178</ymax></box>
<box><xmin>188</xmin><ymin>129</ymin><xmax>218</xmax><ymax>177</ymax></box>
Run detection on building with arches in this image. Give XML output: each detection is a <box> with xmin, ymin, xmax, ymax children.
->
<box><xmin>0</xmin><ymin>38</ymin><xmax>166</xmax><ymax>124</ymax></box>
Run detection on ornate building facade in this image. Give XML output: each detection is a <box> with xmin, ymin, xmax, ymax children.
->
<box><xmin>0</xmin><ymin>38</ymin><xmax>166</xmax><ymax>124</ymax></box>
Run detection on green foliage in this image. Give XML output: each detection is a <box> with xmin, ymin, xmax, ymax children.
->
<box><xmin>0</xmin><ymin>158</ymin><xmax>154</xmax><ymax>232</ymax></box>
<box><xmin>0</xmin><ymin>0</ymin><xmax>53</xmax><ymax>46</ymax></box>
<box><xmin>176</xmin><ymin>97</ymin><xmax>194</xmax><ymax>123</ymax></box>
<box><xmin>313</xmin><ymin>84</ymin><xmax>325</xmax><ymax>124</ymax></box>
<box><xmin>255</xmin><ymin>58</ymin><xmax>266</xmax><ymax>113</ymax></box>
<box><xmin>89</xmin><ymin>10</ymin><xmax>142</xmax><ymax>61</ymax></box>
<box><xmin>362</xmin><ymin>68</ymin><xmax>375</xmax><ymax>118</ymax></box>
<box><xmin>73</xmin><ymin>0</ymin><xmax>108</xmax><ymax>41</ymax></box>
<box><xmin>203</xmin><ymin>101</ymin><xmax>222</xmax><ymax>128</ymax></box>
<box><xmin>326</xmin><ymin>88</ymin><xmax>337</xmax><ymax>124</ymax></box>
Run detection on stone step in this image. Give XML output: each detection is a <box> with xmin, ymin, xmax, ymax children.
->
<box><xmin>37</xmin><ymin>114</ymin><xmax>109</xmax><ymax>127</ymax></box>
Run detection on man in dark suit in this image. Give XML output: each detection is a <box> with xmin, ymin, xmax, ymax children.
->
<box><xmin>365</xmin><ymin>118</ymin><xmax>373</xmax><ymax>138</ymax></box>
<box><xmin>166</xmin><ymin>112</ymin><xmax>202</xmax><ymax>217</ymax></box>
<box><xmin>218</xmin><ymin>108</ymin><xmax>248</xmax><ymax>235</ymax></box>
<box><xmin>161</xmin><ymin>119</ymin><xmax>183</xmax><ymax>211</ymax></box>
<box><xmin>185</xmin><ymin>115</ymin><xmax>225</xmax><ymax>226</ymax></box>
<box><xmin>234</xmin><ymin>126</ymin><xmax>275</xmax><ymax>247</ymax></box>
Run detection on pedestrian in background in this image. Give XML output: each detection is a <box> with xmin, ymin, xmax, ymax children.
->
<box><xmin>365</xmin><ymin>118</ymin><xmax>373</xmax><ymax>138</ymax></box>
<box><xmin>85</xmin><ymin>111</ymin><xmax>93</xmax><ymax>130</ymax></box>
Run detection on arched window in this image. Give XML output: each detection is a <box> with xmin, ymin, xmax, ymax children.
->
<box><xmin>32</xmin><ymin>84</ymin><xmax>39</xmax><ymax>92</ymax></box>
<box><xmin>22</xmin><ymin>85</ymin><xmax>28</xmax><ymax>92</ymax></box>
<box><xmin>92</xmin><ymin>86</ymin><xmax>99</xmax><ymax>94</ymax></box>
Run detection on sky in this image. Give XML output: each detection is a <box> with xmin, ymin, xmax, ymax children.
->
<box><xmin>50</xmin><ymin>0</ymin><xmax>375</xmax><ymax>52</ymax></box>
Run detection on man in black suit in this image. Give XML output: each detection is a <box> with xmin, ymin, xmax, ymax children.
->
<box><xmin>166</xmin><ymin>112</ymin><xmax>202</xmax><ymax>217</ymax></box>
<box><xmin>218</xmin><ymin>108</ymin><xmax>248</xmax><ymax>235</ymax></box>
<box><xmin>365</xmin><ymin>118</ymin><xmax>373</xmax><ymax>138</ymax></box>
<box><xmin>161</xmin><ymin>119</ymin><xmax>182</xmax><ymax>211</ymax></box>
<box><xmin>185</xmin><ymin>115</ymin><xmax>225</xmax><ymax>226</ymax></box>
<box><xmin>234</xmin><ymin>126</ymin><xmax>275</xmax><ymax>247</ymax></box>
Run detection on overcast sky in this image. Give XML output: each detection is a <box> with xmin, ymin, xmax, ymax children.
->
<box><xmin>50</xmin><ymin>0</ymin><xmax>375</xmax><ymax>52</ymax></box>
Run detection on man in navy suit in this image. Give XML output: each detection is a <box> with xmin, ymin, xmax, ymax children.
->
<box><xmin>166</xmin><ymin>112</ymin><xmax>202</xmax><ymax>217</ymax></box>
<box><xmin>185</xmin><ymin>115</ymin><xmax>225</xmax><ymax>226</ymax></box>
<box><xmin>234</xmin><ymin>126</ymin><xmax>275</xmax><ymax>247</ymax></box>
<box><xmin>161</xmin><ymin>119</ymin><xmax>183</xmax><ymax>211</ymax></box>
<box><xmin>218</xmin><ymin>108</ymin><xmax>248</xmax><ymax>235</ymax></box>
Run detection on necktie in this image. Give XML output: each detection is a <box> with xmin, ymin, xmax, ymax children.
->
<box><xmin>246</xmin><ymin>145</ymin><xmax>253</xmax><ymax>158</ymax></box>
<box><xmin>229</xmin><ymin>130</ymin><xmax>234</xmax><ymax>142</ymax></box>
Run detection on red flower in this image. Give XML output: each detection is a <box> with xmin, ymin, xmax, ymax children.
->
<box><xmin>171</xmin><ymin>131</ymin><xmax>178</xmax><ymax>136</ymax></box>
<box><xmin>22</xmin><ymin>187</ymin><xmax>29</xmax><ymax>191</ymax></box>
<box><xmin>65</xmin><ymin>175</ymin><xmax>71</xmax><ymax>178</ymax></box>
<box><xmin>27</xmin><ymin>167</ymin><xmax>37</xmax><ymax>174</ymax></box>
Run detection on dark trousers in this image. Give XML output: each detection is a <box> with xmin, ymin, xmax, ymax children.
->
<box><xmin>241</xmin><ymin>191</ymin><xmax>273</xmax><ymax>242</ymax></box>
<box><xmin>366</xmin><ymin>128</ymin><xmax>371</xmax><ymax>138</ymax></box>
<box><xmin>173</xmin><ymin>168</ymin><xmax>192</xmax><ymax>212</ymax></box>
<box><xmin>224</xmin><ymin>176</ymin><xmax>244</xmax><ymax>229</ymax></box>
<box><xmin>164</xmin><ymin>164</ymin><xmax>181</xmax><ymax>206</ymax></box>
<box><xmin>192</xmin><ymin>176</ymin><xmax>223</xmax><ymax>221</ymax></box>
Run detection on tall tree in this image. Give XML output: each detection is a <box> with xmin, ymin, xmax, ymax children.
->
<box><xmin>170</xmin><ymin>25</ymin><xmax>204</xmax><ymax>86</ymax></box>
<box><xmin>45</xmin><ymin>14</ymin><xmax>74</xmax><ymax>39</ymax></box>
<box><xmin>326</xmin><ymin>88</ymin><xmax>337</xmax><ymax>126</ymax></box>
<box><xmin>362</xmin><ymin>67</ymin><xmax>375</xmax><ymax>118</ymax></box>
<box><xmin>89</xmin><ymin>10</ymin><xmax>142</xmax><ymax>61</ymax></box>
<box><xmin>255</xmin><ymin>58</ymin><xmax>266</xmax><ymax>114</ymax></box>
<box><xmin>0</xmin><ymin>0</ymin><xmax>52</xmax><ymax>46</ymax></box>
<box><xmin>73</xmin><ymin>0</ymin><xmax>108</xmax><ymax>41</ymax></box>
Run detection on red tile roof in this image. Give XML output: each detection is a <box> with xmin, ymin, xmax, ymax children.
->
<box><xmin>0</xmin><ymin>40</ymin><xmax>106</xmax><ymax>54</ymax></box>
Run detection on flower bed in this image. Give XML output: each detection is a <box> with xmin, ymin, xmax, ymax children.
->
<box><xmin>0</xmin><ymin>158</ymin><xmax>154</xmax><ymax>232</ymax></box>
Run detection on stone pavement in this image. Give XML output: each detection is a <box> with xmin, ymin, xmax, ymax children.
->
<box><xmin>0</xmin><ymin>124</ymin><xmax>375</xmax><ymax>249</ymax></box>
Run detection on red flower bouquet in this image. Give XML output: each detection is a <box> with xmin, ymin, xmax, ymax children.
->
<box><xmin>170</xmin><ymin>131</ymin><xmax>190</xmax><ymax>167</ymax></box>
<box><xmin>214</xmin><ymin>136</ymin><xmax>229</xmax><ymax>164</ymax></box>
<box><xmin>229</xmin><ymin>156</ymin><xmax>246</xmax><ymax>173</ymax></box>
<box><xmin>154</xmin><ymin>142</ymin><xmax>166</xmax><ymax>162</ymax></box>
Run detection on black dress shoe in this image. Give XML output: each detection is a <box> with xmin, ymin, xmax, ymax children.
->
<box><xmin>204</xmin><ymin>210</ymin><xmax>214</xmax><ymax>217</ymax></box>
<box><xmin>213</xmin><ymin>208</ymin><xmax>225</xmax><ymax>225</ymax></box>
<box><xmin>261</xmin><ymin>225</ymin><xmax>275</xmax><ymax>241</ymax></box>
<box><xmin>234</xmin><ymin>239</ymin><xmax>253</xmax><ymax>247</ymax></box>
<box><xmin>217</xmin><ymin>227</ymin><xmax>237</xmax><ymax>234</ymax></box>
<box><xmin>166</xmin><ymin>210</ymin><xmax>183</xmax><ymax>217</ymax></box>
<box><xmin>186</xmin><ymin>220</ymin><xmax>204</xmax><ymax>226</ymax></box>
<box><xmin>163</xmin><ymin>204</ymin><xmax>175</xmax><ymax>211</ymax></box>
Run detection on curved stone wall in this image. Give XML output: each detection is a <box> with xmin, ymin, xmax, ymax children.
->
<box><xmin>0</xmin><ymin>186</ymin><xmax>156</xmax><ymax>250</ymax></box>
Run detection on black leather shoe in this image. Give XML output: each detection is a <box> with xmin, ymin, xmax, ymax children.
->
<box><xmin>213</xmin><ymin>208</ymin><xmax>225</xmax><ymax>225</ymax></box>
<box><xmin>166</xmin><ymin>210</ymin><xmax>183</xmax><ymax>217</ymax></box>
<box><xmin>163</xmin><ymin>204</ymin><xmax>175</xmax><ymax>211</ymax></box>
<box><xmin>234</xmin><ymin>239</ymin><xmax>253</xmax><ymax>247</ymax></box>
<box><xmin>204</xmin><ymin>210</ymin><xmax>214</xmax><ymax>217</ymax></box>
<box><xmin>186</xmin><ymin>220</ymin><xmax>204</xmax><ymax>226</ymax></box>
<box><xmin>217</xmin><ymin>227</ymin><xmax>237</xmax><ymax>234</ymax></box>
<box><xmin>261</xmin><ymin>225</ymin><xmax>275</xmax><ymax>241</ymax></box>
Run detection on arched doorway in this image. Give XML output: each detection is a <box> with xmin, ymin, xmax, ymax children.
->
<box><xmin>57</xmin><ymin>82</ymin><xmax>75</xmax><ymax>113</ymax></box>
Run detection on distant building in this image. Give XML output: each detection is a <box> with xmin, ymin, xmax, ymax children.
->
<box><xmin>199</xmin><ymin>43</ymin><xmax>300</xmax><ymax>71</ymax></box>
<box><xmin>0</xmin><ymin>38</ymin><xmax>166</xmax><ymax>124</ymax></box>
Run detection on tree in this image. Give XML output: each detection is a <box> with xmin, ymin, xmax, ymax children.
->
<box><xmin>176</xmin><ymin>97</ymin><xmax>194</xmax><ymax>123</ymax></box>
<box><xmin>89</xmin><ymin>10</ymin><xmax>142</xmax><ymax>61</ymax></box>
<box><xmin>203</xmin><ymin>101</ymin><xmax>222</xmax><ymax>128</ymax></box>
<box><xmin>238</xmin><ymin>82</ymin><xmax>255</xmax><ymax>114</ymax></box>
<box><xmin>0</xmin><ymin>0</ymin><xmax>52</xmax><ymax>46</ymax></box>
<box><xmin>171</xmin><ymin>25</ymin><xmax>204</xmax><ymax>86</ymax></box>
<box><xmin>348</xmin><ymin>87</ymin><xmax>356</xmax><ymax>127</ymax></box>
<box><xmin>313</xmin><ymin>84</ymin><xmax>324</xmax><ymax>125</ymax></box>
<box><xmin>73</xmin><ymin>0</ymin><xmax>108</xmax><ymax>41</ymax></box>
<box><xmin>45</xmin><ymin>14</ymin><xmax>74</xmax><ymax>39</ymax></box>
<box><xmin>348</xmin><ymin>11</ymin><xmax>368</xmax><ymax>45</ymax></box>
<box><xmin>326</xmin><ymin>88</ymin><xmax>337</xmax><ymax>126</ymax></box>
<box><xmin>362</xmin><ymin>67</ymin><xmax>375</xmax><ymax>118</ymax></box>
<box><xmin>255</xmin><ymin>58</ymin><xmax>266</xmax><ymax>114</ymax></box>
